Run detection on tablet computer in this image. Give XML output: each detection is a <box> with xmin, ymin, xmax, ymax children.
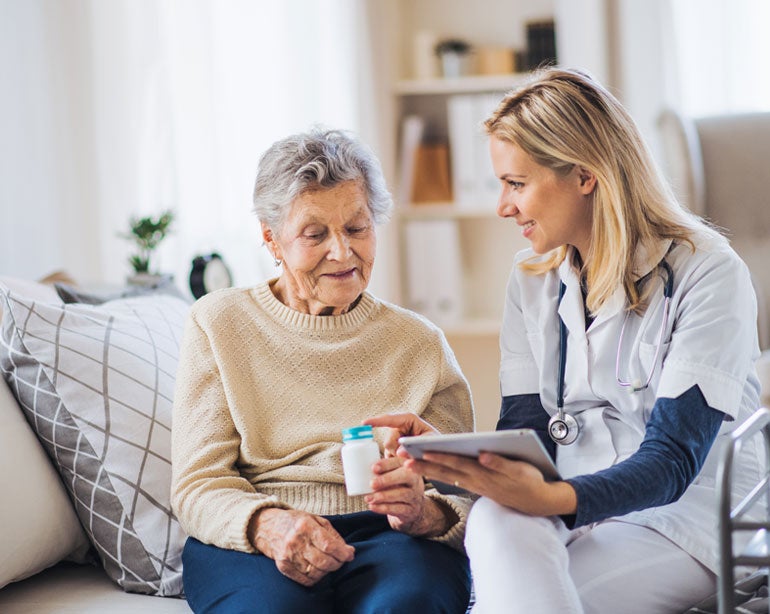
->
<box><xmin>399</xmin><ymin>429</ymin><xmax>560</xmax><ymax>494</ymax></box>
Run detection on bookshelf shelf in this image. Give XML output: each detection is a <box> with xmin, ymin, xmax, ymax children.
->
<box><xmin>393</xmin><ymin>72</ymin><xmax>528</xmax><ymax>339</ymax></box>
<box><xmin>441</xmin><ymin>318</ymin><xmax>501</xmax><ymax>337</ymax></box>
<box><xmin>394</xmin><ymin>73</ymin><xmax>529</xmax><ymax>96</ymax></box>
<box><xmin>398</xmin><ymin>204</ymin><xmax>499</xmax><ymax>220</ymax></box>
<box><xmin>384</xmin><ymin>0</ymin><xmax>554</xmax><ymax>441</ymax></box>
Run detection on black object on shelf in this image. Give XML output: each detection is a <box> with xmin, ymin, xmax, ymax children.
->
<box><xmin>189</xmin><ymin>253</ymin><xmax>233</xmax><ymax>299</ymax></box>
<box><xmin>526</xmin><ymin>19</ymin><xmax>557</xmax><ymax>70</ymax></box>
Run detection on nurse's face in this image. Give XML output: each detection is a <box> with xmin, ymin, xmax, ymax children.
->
<box><xmin>490</xmin><ymin>136</ymin><xmax>596</xmax><ymax>259</ymax></box>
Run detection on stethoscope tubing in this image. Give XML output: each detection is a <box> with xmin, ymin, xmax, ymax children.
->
<box><xmin>615</xmin><ymin>260</ymin><xmax>674</xmax><ymax>392</ymax></box>
<box><xmin>552</xmin><ymin>259</ymin><xmax>674</xmax><ymax>444</ymax></box>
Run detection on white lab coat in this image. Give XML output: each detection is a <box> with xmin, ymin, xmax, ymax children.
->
<box><xmin>499</xmin><ymin>234</ymin><xmax>763</xmax><ymax>573</ymax></box>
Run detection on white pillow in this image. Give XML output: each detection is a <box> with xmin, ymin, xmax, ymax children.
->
<box><xmin>0</xmin><ymin>275</ymin><xmax>61</xmax><ymax>321</ymax></box>
<box><xmin>0</xmin><ymin>378</ymin><xmax>91</xmax><ymax>589</ymax></box>
<box><xmin>0</xmin><ymin>285</ymin><xmax>189</xmax><ymax>596</ymax></box>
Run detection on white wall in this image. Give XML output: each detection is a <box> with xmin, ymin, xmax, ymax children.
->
<box><xmin>1</xmin><ymin>0</ymin><xmax>678</xmax><ymax>285</ymax></box>
<box><xmin>611</xmin><ymin>0</ymin><xmax>677</xmax><ymax>160</ymax></box>
<box><xmin>554</xmin><ymin>0</ymin><xmax>610</xmax><ymax>84</ymax></box>
<box><xmin>1</xmin><ymin>1</ymin><xmax>101</xmax><ymax>281</ymax></box>
<box><xmin>555</xmin><ymin>0</ymin><xmax>676</xmax><ymax>161</ymax></box>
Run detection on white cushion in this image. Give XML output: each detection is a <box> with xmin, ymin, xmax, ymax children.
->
<box><xmin>0</xmin><ymin>285</ymin><xmax>189</xmax><ymax>596</ymax></box>
<box><xmin>0</xmin><ymin>563</ymin><xmax>190</xmax><ymax>612</ymax></box>
<box><xmin>0</xmin><ymin>276</ymin><xmax>90</xmax><ymax>590</ymax></box>
<box><xmin>0</xmin><ymin>275</ymin><xmax>61</xmax><ymax>321</ymax></box>
<box><xmin>0</xmin><ymin>378</ymin><xmax>90</xmax><ymax>589</ymax></box>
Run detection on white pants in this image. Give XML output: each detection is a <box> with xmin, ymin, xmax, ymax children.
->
<box><xmin>465</xmin><ymin>497</ymin><xmax>716</xmax><ymax>614</ymax></box>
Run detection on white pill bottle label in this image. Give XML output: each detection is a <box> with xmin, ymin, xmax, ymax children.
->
<box><xmin>341</xmin><ymin>425</ymin><xmax>381</xmax><ymax>496</ymax></box>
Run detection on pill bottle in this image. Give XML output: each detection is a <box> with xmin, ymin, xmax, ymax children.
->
<box><xmin>341</xmin><ymin>425</ymin><xmax>381</xmax><ymax>496</ymax></box>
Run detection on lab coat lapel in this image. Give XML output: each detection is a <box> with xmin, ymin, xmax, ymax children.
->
<box><xmin>587</xmin><ymin>238</ymin><xmax>675</xmax><ymax>333</ymax></box>
<box><xmin>556</xmin><ymin>259</ymin><xmax>586</xmax><ymax>343</ymax></box>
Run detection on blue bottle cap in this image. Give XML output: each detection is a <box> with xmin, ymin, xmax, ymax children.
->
<box><xmin>342</xmin><ymin>425</ymin><xmax>374</xmax><ymax>441</ymax></box>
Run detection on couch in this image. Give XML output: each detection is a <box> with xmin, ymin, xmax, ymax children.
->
<box><xmin>0</xmin><ymin>275</ymin><xmax>191</xmax><ymax>612</ymax></box>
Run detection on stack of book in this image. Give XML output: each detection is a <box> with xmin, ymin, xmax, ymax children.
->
<box><xmin>446</xmin><ymin>93</ymin><xmax>502</xmax><ymax>211</ymax></box>
<box><xmin>403</xmin><ymin>219</ymin><xmax>464</xmax><ymax>327</ymax></box>
<box><xmin>397</xmin><ymin>115</ymin><xmax>452</xmax><ymax>206</ymax></box>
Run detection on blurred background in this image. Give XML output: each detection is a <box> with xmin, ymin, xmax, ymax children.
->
<box><xmin>2</xmin><ymin>0</ymin><xmax>769</xmax><ymax>426</ymax></box>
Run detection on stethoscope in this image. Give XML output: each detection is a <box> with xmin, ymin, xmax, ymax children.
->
<box><xmin>547</xmin><ymin>260</ymin><xmax>675</xmax><ymax>445</ymax></box>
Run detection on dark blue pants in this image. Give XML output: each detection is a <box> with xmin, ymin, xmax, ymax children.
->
<box><xmin>182</xmin><ymin>511</ymin><xmax>471</xmax><ymax>613</ymax></box>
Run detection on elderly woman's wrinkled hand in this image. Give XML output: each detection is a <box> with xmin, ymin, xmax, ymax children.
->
<box><xmin>363</xmin><ymin>413</ymin><xmax>439</xmax><ymax>458</ymax></box>
<box><xmin>365</xmin><ymin>456</ymin><xmax>452</xmax><ymax>537</ymax></box>
<box><xmin>249</xmin><ymin>508</ymin><xmax>355</xmax><ymax>586</ymax></box>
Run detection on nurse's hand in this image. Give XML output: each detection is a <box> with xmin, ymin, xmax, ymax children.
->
<box><xmin>364</xmin><ymin>455</ymin><xmax>455</xmax><ymax>537</ymax></box>
<box><xmin>363</xmin><ymin>413</ymin><xmax>439</xmax><ymax>458</ymax></box>
<box><xmin>405</xmin><ymin>451</ymin><xmax>578</xmax><ymax>517</ymax></box>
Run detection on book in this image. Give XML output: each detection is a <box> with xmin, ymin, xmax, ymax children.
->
<box><xmin>475</xmin><ymin>94</ymin><xmax>505</xmax><ymax>210</ymax></box>
<box><xmin>447</xmin><ymin>93</ymin><xmax>503</xmax><ymax>211</ymax></box>
<box><xmin>428</xmin><ymin>219</ymin><xmax>464</xmax><ymax>325</ymax></box>
<box><xmin>526</xmin><ymin>20</ymin><xmax>557</xmax><ymax>70</ymax></box>
<box><xmin>411</xmin><ymin>142</ymin><xmax>452</xmax><ymax>203</ymax></box>
<box><xmin>404</xmin><ymin>219</ymin><xmax>464</xmax><ymax>326</ymax></box>
<box><xmin>398</xmin><ymin>115</ymin><xmax>426</xmax><ymax>207</ymax></box>
<box><xmin>447</xmin><ymin>94</ymin><xmax>479</xmax><ymax>207</ymax></box>
<box><xmin>404</xmin><ymin>221</ymin><xmax>431</xmax><ymax>316</ymax></box>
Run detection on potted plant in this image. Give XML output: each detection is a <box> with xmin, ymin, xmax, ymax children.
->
<box><xmin>435</xmin><ymin>38</ymin><xmax>472</xmax><ymax>78</ymax></box>
<box><xmin>121</xmin><ymin>209</ymin><xmax>175</xmax><ymax>286</ymax></box>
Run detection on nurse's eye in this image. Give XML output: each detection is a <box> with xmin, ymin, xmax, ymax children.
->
<box><xmin>506</xmin><ymin>179</ymin><xmax>524</xmax><ymax>189</ymax></box>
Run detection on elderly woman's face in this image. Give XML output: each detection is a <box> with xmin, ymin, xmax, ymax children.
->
<box><xmin>266</xmin><ymin>180</ymin><xmax>376</xmax><ymax>316</ymax></box>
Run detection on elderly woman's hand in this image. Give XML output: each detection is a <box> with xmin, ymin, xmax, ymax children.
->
<box><xmin>249</xmin><ymin>508</ymin><xmax>355</xmax><ymax>586</ymax></box>
<box><xmin>364</xmin><ymin>456</ymin><xmax>455</xmax><ymax>537</ymax></box>
<box><xmin>363</xmin><ymin>413</ymin><xmax>439</xmax><ymax>457</ymax></box>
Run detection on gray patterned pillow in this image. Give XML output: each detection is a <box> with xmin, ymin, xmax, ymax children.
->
<box><xmin>0</xmin><ymin>286</ymin><xmax>189</xmax><ymax>596</ymax></box>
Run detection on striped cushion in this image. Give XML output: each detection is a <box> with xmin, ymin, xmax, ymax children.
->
<box><xmin>0</xmin><ymin>286</ymin><xmax>189</xmax><ymax>596</ymax></box>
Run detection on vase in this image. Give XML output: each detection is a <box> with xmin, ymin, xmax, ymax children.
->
<box><xmin>440</xmin><ymin>52</ymin><xmax>469</xmax><ymax>78</ymax></box>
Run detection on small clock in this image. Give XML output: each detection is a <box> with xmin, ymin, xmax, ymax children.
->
<box><xmin>189</xmin><ymin>253</ymin><xmax>233</xmax><ymax>299</ymax></box>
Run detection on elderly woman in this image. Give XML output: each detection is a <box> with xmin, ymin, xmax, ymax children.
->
<box><xmin>170</xmin><ymin>128</ymin><xmax>474</xmax><ymax>613</ymax></box>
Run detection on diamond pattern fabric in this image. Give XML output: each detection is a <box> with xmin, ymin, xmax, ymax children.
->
<box><xmin>0</xmin><ymin>286</ymin><xmax>189</xmax><ymax>596</ymax></box>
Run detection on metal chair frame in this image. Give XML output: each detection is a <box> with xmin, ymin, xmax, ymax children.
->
<box><xmin>717</xmin><ymin>407</ymin><xmax>770</xmax><ymax>613</ymax></box>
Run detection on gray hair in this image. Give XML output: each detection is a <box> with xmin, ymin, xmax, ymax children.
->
<box><xmin>252</xmin><ymin>127</ymin><xmax>393</xmax><ymax>230</ymax></box>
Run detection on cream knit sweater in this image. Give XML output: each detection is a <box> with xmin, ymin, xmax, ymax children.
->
<box><xmin>170</xmin><ymin>280</ymin><xmax>475</xmax><ymax>554</ymax></box>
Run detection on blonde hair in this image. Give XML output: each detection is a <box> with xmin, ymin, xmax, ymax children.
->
<box><xmin>484</xmin><ymin>67</ymin><xmax>721</xmax><ymax>313</ymax></box>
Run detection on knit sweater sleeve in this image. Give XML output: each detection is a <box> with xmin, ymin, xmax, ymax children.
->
<box><xmin>170</xmin><ymin>312</ymin><xmax>288</xmax><ymax>553</ymax></box>
<box><xmin>418</xmin><ymin>329</ymin><xmax>476</xmax><ymax>551</ymax></box>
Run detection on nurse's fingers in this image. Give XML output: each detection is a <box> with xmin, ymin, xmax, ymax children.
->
<box><xmin>405</xmin><ymin>453</ymin><xmax>484</xmax><ymax>491</ymax></box>
<box><xmin>477</xmin><ymin>452</ymin><xmax>547</xmax><ymax>481</ymax></box>
<box><xmin>420</xmin><ymin>451</ymin><xmax>485</xmax><ymax>472</ymax></box>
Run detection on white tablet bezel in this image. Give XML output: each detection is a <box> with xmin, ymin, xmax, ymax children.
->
<box><xmin>399</xmin><ymin>429</ymin><xmax>560</xmax><ymax>493</ymax></box>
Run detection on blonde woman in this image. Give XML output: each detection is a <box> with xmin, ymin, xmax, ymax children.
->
<box><xmin>367</xmin><ymin>68</ymin><xmax>763</xmax><ymax>613</ymax></box>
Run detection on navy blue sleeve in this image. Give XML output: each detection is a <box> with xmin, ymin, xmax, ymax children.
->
<box><xmin>564</xmin><ymin>384</ymin><xmax>724</xmax><ymax>528</ymax></box>
<box><xmin>497</xmin><ymin>394</ymin><xmax>557</xmax><ymax>462</ymax></box>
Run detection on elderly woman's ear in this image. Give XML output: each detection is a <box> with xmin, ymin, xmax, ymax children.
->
<box><xmin>261</xmin><ymin>222</ymin><xmax>281</xmax><ymax>263</ymax></box>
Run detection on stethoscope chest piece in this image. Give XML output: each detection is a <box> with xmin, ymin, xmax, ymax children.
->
<box><xmin>548</xmin><ymin>412</ymin><xmax>579</xmax><ymax>445</ymax></box>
